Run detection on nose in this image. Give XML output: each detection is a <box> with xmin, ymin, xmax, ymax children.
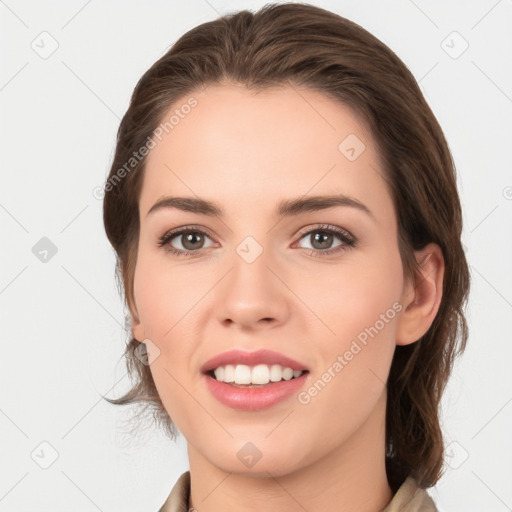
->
<box><xmin>214</xmin><ymin>245</ymin><xmax>291</xmax><ymax>331</ymax></box>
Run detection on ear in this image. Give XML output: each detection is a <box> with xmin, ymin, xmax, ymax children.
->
<box><xmin>132</xmin><ymin>317</ymin><xmax>145</xmax><ymax>343</ymax></box>
<box><xmin>128</xmin><ymin>297</ymin><xmax>145</xmax><ymax>342</ymax></box>
<box><xmin>395</xmin><ymin>242</ymin><xmax>445</xmax><ymax>346</ymax></box>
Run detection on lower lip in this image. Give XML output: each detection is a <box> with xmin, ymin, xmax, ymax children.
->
<box><xmin>204</xmin><ymin>373</ymin><xmax>308</xmax><ymax>411</ymax></box>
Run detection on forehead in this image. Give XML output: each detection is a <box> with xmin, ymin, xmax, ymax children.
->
<box><xmin>139</xmin><ymin>83</ymin><xmax>393</xmax><ymax>225</ymax></box>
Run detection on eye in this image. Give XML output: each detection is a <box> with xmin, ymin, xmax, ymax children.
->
<box><xmin>158</xmin><ymin>223</ymin><xmax>357</xmax><ymax>258</ymax></box>
<box><xmin>294</xmin><ymin>224</ymin><xmax>357</xmax><ymax>257</ymax></box>
<box><xmin>157</xmin><ymin>225</ymin><xmax>216</xmax><ymax>257</ymax></box>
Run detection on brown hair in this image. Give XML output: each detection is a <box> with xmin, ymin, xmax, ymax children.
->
<box><xmin>102</xmin><ymin>2</ymin><xmax>470</xmax><ymax>491</ymax></box>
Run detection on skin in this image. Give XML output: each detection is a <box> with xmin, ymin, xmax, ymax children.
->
<box><xmin>130</xmin><ymin>83</ymin><xmax>444</xmax><ymax>512</ymax></box>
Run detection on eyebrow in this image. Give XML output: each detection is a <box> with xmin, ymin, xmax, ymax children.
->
<box><xmin>146</xmin><ymin>194</ymin><xmax>374</xmax><ymax>220</ymax></box>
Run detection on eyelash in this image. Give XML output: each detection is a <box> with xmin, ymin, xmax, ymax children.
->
<box><xmin>157</xmin><ymin>223</ymin><xmax>357</xmax><ymax>258</ymax></box>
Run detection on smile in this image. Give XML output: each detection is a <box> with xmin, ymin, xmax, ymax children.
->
<box><xmin>211</xmin><ymin>364</ymin><xmax>305</xmax><ymax>385</ymax></box>
<box><xmin>201</xmin><ymin>349</ymin><xmax>310</xmax><ymax>411</ymax></box>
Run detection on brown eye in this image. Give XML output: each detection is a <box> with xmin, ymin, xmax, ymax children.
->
<box><xmin>293</xmin><ymin>224</ymin><xmax>357</xmax><ymax>258</ymax></box>
<box><xmin>309</xmin><ymin>231</ymin><xmax>335</xmax><ymax>250</ymax></box>
<box><xmin>297</xmin><ymin>226</ymin><xmax>355</xmax><ymax>252</ymax></box>
<box><xmin>179</xmin><ymin>231</ymin><xmax>206</xmax><ymax>250</ymax></box>
<box><xmin>158</xmin><ymin>227</ymin><xmax>215</xmax><ymax>256</ymax></box>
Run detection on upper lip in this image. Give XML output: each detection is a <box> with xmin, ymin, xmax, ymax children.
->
<box><xmin>201</xmin><ymin>349</ymin><xmax>309</xmax><ymax>374</ymax></box>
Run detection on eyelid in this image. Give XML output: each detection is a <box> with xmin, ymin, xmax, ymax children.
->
<box><xmin>158</xmin><ymin>223</ymin><xmax>357</xmax><ymax>256</ymax></box>
<box><xmin>157</xmin><ymin>224</ymin><xmax>218</xmax><ymax>250</ymax></box>
<box><xmin>159</xmin><ymin>223</ymin><xmax>354</xmax><ymax>242</ymax></box>
<box><xmin>159</xmin><ymin>224</ymin><xmax>216</xmax><ymax>241</ymax></box>
<box><xmin>294</xmin><ymin>223</ymin><xmax>355</xmax><ymax>242</ymax></box>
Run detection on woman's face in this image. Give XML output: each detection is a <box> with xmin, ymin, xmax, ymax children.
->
<box><xmin>132</xmin><ymin>83</ymin><xmax>418</xmax><ymax>476</ymax></box>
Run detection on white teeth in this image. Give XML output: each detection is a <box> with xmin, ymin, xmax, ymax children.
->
<box><xmin>223</xmin><ymin>364</ymin><xmax>235</xmax><ymax>383</ymax></box>
<box><xmin>214</xmin><ymin>366</ymin><xmax>225</xmax><ymax>382</ymax></box>
<box><xmin>211</xmin><ymin>363</ymin><xmax>305</xmax><ymax>384</ymax></box>
<box><xmin>252</xmin><ymin>364</ymin><xmax>270</xmax><ymax>385</ymax></box>
<box><xmin>269</xmin><ymin>364</ymin><xmax>282</xmax><ymax>382</ymax></box>
<box><xmin>282</xmin><ymin>367</ymin><xmax>294</xmax><ymax>380</ymax></box>
<box><xmin>234</xmin><ymin>364</ymin><xmax>252</xmax><ymax>384</ymax></box>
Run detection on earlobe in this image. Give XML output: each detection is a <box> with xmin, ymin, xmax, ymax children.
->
<box><xmin>129</xmin><ymin>299</ymin><xmax>145</xmax><ymax>342</ymax></box>
<box><xmin>395</xmin><ymin>243</ymin><xmax>445</xmax><ymax>346</ymax></box>
<box><xmin>132</xmin><ymin>319</ymin><xmax>145</xmax><ymax>342</ymax></box>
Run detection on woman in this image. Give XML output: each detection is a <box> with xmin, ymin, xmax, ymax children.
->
<box><xmin>103</xmin><ymin>3</ymin><xmax>470</xmax><ymax>511</ymax></box>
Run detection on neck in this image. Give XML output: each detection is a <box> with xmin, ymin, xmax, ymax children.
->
<box><xmin>186</xmin><ymin>390</ymin><xmax>394</xmax><ymax>512</ymax></box>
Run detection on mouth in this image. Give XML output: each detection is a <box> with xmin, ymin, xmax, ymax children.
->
<box><xmin>206</xmin><ymin>364</ymin><xmax>308</xmax><ymax>387</ymax></box>
<box><xmin>201</xmin><ymin>349</ymin><xmax>310</xmax><ymax>411</ymax></box>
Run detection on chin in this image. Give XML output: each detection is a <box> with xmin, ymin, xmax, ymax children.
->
<box><xmin>199</xmin><ymin>436</ymin><xmax>311</xmax><ymax>477</ymax></box>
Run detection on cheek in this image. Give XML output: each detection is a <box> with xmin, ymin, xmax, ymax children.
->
<box><xmin>133</xmin><ymin>246</ymin><xmax>206</xmax><ymax>339</ymax></box>
<box><xmin>132</xmin><ymin>250</ymin><xmax>204</xmax><ymax>426</ymax></box>
<box><xmin>293</xmin><ymin>262</ymin><xmax>402</xmax><ymax>436</ymax></box>
<box><xmin>303</xmin><ymin>253</ymin><xmax>403</xmax><ymax>346</ymax></box>
<box><xmin>295</xmin><ymin>249</ymin><xmax>404</xmax><ymax>410</ymax></box>
<box><xmin>132</xmin><ymin>247</ymin><xmax>209</xmax><ymax>393</ymax></box>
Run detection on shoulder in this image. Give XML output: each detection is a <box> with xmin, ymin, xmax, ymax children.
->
<box><xmin>381</xmin><ymin>476</ymin><xmax>438</xmax><ymax>512</ymax></box>
<box><xmin>158</xmin><ymin>471</ymin><xmax>190</xmax><ymax>512</ymax></box>
<box><xmin>157</xmin><ymin>471</ymin><xmax>438</xmax><ymax>512</ymax></box>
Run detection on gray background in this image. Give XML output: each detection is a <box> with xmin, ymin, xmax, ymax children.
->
<box><xmin>1</xmin><ymin>0</ymin><xmax>511</xmax><ymax>510</ymax></box>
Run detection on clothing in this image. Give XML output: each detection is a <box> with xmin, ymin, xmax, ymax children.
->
<box><xmin>158</xmin><ymin>471</ymin><xmax>438</xmax><ymax>511</ymax></box>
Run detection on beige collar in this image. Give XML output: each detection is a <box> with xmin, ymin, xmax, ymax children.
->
<box><xmin>158</xmin><ymin>471</ymin><xmax>438</xmax><ymax>512</ymax></box>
